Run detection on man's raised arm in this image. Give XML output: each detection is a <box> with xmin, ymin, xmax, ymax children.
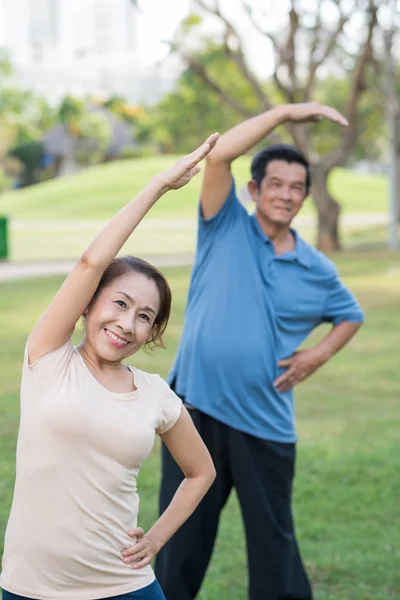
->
<box><xmin>201</xmin><ymin>102</ymin><xmax>348</xmax><ymax>220</ymax></box>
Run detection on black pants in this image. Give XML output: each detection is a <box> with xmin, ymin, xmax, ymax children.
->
<box><xmin>155</xmin><ymin>408</ymin><xmax>312</xmax><ymax>600</ymax></box>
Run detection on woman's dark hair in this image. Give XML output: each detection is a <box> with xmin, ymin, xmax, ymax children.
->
<box><xmin>87</xmin><ymin>256</ymin><xmax>172</xmax><ymax>350</ymax></box>
<box><xmin>251</xmin><ymin>144</ymin><xmax>311</xmax><ymax>194</ymax></box>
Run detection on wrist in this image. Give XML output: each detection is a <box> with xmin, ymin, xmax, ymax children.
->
<box><xmin>150</xmin><ymin>173</ymin><xmax>169</xmax><ymax>196</ymax></box>
<box><xmin>272</xmin><ymin>104</ymin><xmax>292</xmax><ymax>123</ymax></box>
<box><xmin>312</xmin><ymin>344</ymin><xmax>331</xmax><ymax>366</ymax></box>
<box><xmin>145</xmin><ymin>531</ymin><xmax>164</xmax><ymax>553</ymax></box>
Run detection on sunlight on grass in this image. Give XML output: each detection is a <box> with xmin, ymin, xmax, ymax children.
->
<box><xmin>0</xmin><ymin>156</ymin><xmax>388</xmax><ymax>220</ymax></box>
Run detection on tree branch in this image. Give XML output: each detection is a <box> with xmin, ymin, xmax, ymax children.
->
<box><xmin>168</xmin><ymin>41</ymin><xmax>254</xmax><ymax>118</ymax></box>
<box><xmin>324</xmin><ymin>1</ymin><xmax>378</xmax><ymax>170</ymax></box>
<box><xmin>285</xmin><ymin>6</ymin><xmax>299</xmax><ymax>97</ymax></box>
<box><xmin>305</xmin><ymin>8</ymin><xmax>349</xmax><ymax>101</ymax></box>
<box><xmin>193</xmin><ymin>0</ymin><xmax>274</xmax><ymax>112</ymax></box>
<box><xmin>241</xmin><ymin>1</ymin><xmax>280</xmax><ymax>55</ymax></box>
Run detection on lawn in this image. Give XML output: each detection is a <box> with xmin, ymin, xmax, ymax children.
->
<box><xmin>0</xmin><ymin>156</ymin><xmax>388</xmax><ymax>221</ymax></box>
<box><xmin>1</xmin><ymin>253</ymin><xmax>400</xmax><ymax>599</ymax></box>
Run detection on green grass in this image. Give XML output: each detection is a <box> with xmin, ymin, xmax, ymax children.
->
<box><xmin>0</xmin><ymin>155</ymin><xmax>388</xmax><ymax>221</ymax></box>
<box><xmin>1</xmin><ymin>254</ymin><xmax>400</xmax><ymax>599</ymax></box>
<box><xmin>7</xmin><ymin>222</ymin><xmax>399</xmax><ymax>263</ymax></box>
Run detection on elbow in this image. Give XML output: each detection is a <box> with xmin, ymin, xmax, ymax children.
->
<box><xmin>189</xmin><ymin>462</ymin><xmax>216</xmax><ymax>492</ymax></box>
<box><xmin>205</xmin><ymin>148</ymin><xmax>227</xmax><ymax>167</ymax></box>
<box><xmin>204</xmin><ymin>463</ymin><xmax>217</xmax><ymax>489</ymax></box>
<box><xmin>79</xmin><ymin>251</ymin><xmax>105</xmax><ymax>271</ymax></box>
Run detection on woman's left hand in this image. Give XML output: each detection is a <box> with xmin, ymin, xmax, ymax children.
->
<box><xmin>121</xmin><ymin>527</ymin><xmax>160</xmax><ymax>569</ymax></box>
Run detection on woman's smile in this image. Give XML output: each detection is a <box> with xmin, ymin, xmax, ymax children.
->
<box><xmin>104</xmin><ymin>328</ymin><xmax>129</xmax><ymax>349</ymax></box>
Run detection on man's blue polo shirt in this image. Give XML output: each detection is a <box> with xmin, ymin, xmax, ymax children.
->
<box><xmin>168</xmin><ymin>181</ymin><xmax>364</xmax><ymax>442</ymax></box>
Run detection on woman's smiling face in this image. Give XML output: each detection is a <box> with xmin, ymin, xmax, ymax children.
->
<box><xmin>83</xmin><ymin>271</ymin><xmax>161</xmax><ymax>362</ymax></box>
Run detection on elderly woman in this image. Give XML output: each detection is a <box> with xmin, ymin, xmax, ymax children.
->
<box><xmin>0</xmin><ymin>134</ymin><xmax>219</xmax><ymax>600</ymax></box>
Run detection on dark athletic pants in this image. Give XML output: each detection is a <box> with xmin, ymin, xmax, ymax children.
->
<box><xmin>1</xmin><ymin>579</ymin><xmax>165</xmax><ymax>600</ymax></box>
<box><xmin>155</xmin><ymin>408</ymin><xmax>312</xmax><ymax>600</ymax></box>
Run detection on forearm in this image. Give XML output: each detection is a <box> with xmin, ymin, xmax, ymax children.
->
<box><xmin>314</xmin><ymin>320</ymin><xmax>362</xmax><ymax>364</ymax></box>
<box><xmin>83</xmin><ymin>174</ymin><xmax>167</xmax><ymax>268</ymax></box>
<box><xmin>209</xmin><ymin>105</ymin><xmax>289</xmax><ymax>164</ymax></box>
<box><xmin>145</xmin><ymin>474</ymin><xmax>214</xmax><ymax>550</ymax></box>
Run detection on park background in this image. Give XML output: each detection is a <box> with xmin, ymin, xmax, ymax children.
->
<box><xmin>0</xmin><ymin>1</ymin><xmax>399</xmax><ymax>598</ymax></box>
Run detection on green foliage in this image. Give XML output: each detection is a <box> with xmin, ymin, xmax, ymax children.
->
<box><xmin>0</xmin><ymin>49</ymin><xmax>13</xmax><ymax>78</ymax></box>
<box><xmin>7</xmin><ymin>141</ymin><xmax>44</xmax><ymax>169</ymax></box>
<box><xmin>74</xmin><ymin>112</ymin><xmax>113</xmax><ymax>166</ymax></box>
<box><xmin>0</xmin><ymin>86</ymin><xmax>54</xmax><ymax>163</ymax></box>
<box><xmin>57</xmin><ymin>95</ymin><xmax>84</xmax><ymax>125</ymax></box>
<box><xmin>180</xmin><ymin>13</ymin><xmax>203</xmax><ymax>31</ymax></box>
<box><xmin>148</xmin><ymin>44</ymin><xmax>262</xmax><ymax>153</ymax></box>
<box><xmin>0</xmin><ymin>165</ymin><xmax>11</xmax><ymax>192</ymax></box>
<box><xmin>313</xmin><ymin>76</ymin><xmax>384</xmax><ymax>162</ymax></box>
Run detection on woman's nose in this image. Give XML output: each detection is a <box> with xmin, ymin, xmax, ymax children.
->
<box><xmin>118</xmin><ymin>313</ymin><xmax>135</xmax><ymax>334</ymax></box>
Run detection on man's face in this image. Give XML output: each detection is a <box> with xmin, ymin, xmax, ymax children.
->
<box><xmin>248</xmin><ymin>160</ymin><xmax>308</xmax><ymax>226</ymax></box>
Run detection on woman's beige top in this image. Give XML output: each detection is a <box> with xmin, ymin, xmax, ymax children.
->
<box><xmin>0</xmin><ymin>340</ymin><xmax>182</xmax><ymax>600</ymax></box>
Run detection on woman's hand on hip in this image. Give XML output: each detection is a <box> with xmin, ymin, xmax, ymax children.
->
<box><xmin>122</xmin><ymin>527</ymin><xmax>160</xmax><ymax>569</ymax></box>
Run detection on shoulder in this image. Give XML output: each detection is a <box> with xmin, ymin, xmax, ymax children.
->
<box><xmin>23</xmin><ymin>337</ymin><xmax>75</xmax><ymax>380</ymax></box>
<box><xmin>312</xmin><ymin>248</ymin><xmax>337</xmax><ymax>276</ymax></box>
<box><xmin>131</xmin><ymin>367</ymin><xmax>173</xmax><ymax>394</ymax></box>
<box><xmin>296</xmin><ymin>234</ymin><xmax>338</xmax><ymax>279</ymax></box>
<box><xmin>199</xmin><ymin>177</ymin><xmax>248</xmax><ymax>225</ymax></box>
<box><xmin>131</xmin><ymin>367</ymin><xmax>161</xmax><ymax>387</ymax></box>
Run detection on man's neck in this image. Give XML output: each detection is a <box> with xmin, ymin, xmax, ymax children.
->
<box><xmin>255</xmin><ymin>212</ymin><xmax>295</xmax><ymax>255</ymax></box>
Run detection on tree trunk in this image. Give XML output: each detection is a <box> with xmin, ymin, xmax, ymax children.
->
<box><xmin>397</xmin><ymin>155</ymin><xmax>400</xmax><ymax>222</ymax></box>
<box><xmin>396</xmin><ymin>110</ymin><xmax>400</xmax><ymax>222</ymax></box>
<box><xmin>311</xmin><ymin>163</ymin><xmax>341</xmax><ymax>252</ymax></box>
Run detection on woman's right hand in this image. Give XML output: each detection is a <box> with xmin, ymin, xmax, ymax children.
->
<box><xmin>158</xmin><ymin>133</ymin><xmax>219</xmax><ymax>191</ymax></box>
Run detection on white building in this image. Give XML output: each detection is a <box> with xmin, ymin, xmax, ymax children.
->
<box><xmin>0</xmin><ymin>0</ymin><xmax>182</xmax><ymax>104</ymax></box>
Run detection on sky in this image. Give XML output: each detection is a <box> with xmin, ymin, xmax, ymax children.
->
<box><xmin>135</xmin><ymin>0</ymin><xmax>190</xmax><ymax>63</ymax></box>
<box><xmin>134</xmin><ymin>0</ymin><xmax>277</xmax><ymax>76</ymax></box>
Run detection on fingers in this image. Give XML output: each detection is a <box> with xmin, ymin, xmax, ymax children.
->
<box><xmin>122</xmin><ymin>541</ymin><xmax>150</xmax><ymax>565</ymax></box>
<box><xmin>277</xmin><ymin>358</ymin><xmax>292</xmax><ymax>368</ymax></box>
<box><xmin>318</xmin><ymin>104</ymin><xmax>348</xmax><ymax>127</ymax></box>
<box><xmin>122</xmin><ymin>533</ymin><xmax>157</xmax><ymax>568</ymax></box>
<box><xmin>274</xmin><ymin>370</ymin><xmax>296</xmax><ymax>392</ymax></box>
<box><xmin>128</xmin><ymin>527</ymin><xmax>144</xmax><ymax>538</ymax></box>
<box><xmin>131</xmin><ymin>556</ymin><xmax>152</xmax><ymax>570</ymax></box>
<box><xmin>187</xmin><ymin>132</ymin><xmax>219</xmax><ymax>165</ymax></box>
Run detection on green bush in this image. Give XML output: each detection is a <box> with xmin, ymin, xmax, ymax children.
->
<box><xmin>74</xmin><ymin>112</ymin><xmax>112</xmax><ymax>166</ymax></box>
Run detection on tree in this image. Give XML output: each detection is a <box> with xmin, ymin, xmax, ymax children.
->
<box><xmin>379</xmin><ymin>0</ymin><xmax>400</xmax><ymax>229</ymax></box>
<box><xmin>170</xmin><ymin>0</ymin><xmax>381</xmax><ymax>251</ymax></box>
<box><xmin>150</xmin><ymin>43</ymin><xmax>263</xmax><ymax>153</ymax></box>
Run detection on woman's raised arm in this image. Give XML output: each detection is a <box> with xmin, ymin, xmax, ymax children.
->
<box><xmin>28</xmin><ymin>133</ymin><xmax>219</xmax><ymax>364</ymax></box>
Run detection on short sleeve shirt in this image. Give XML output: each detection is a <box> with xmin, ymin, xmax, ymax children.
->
<box><xmin>1</xmin><ymin>340</ymin><xmax>182</xmax><ymax>600</ymax></box>
<box><xmin>168</xmin><ymin>180</ymin><xmax>364</xmax><ymax>442</ymax></box>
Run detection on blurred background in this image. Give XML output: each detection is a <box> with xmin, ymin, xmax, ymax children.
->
<box><xmin>0</xmin><ymin>1</ymin><xmax>399</xmax><ymax>599</ymax></box>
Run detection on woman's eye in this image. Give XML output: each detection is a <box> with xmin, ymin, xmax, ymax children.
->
<box><xmin>116</xmin><ymin>300</ymin><xmax>127</xmax><ymax>308</ymax></box>
<box><xmin>139</xmin><ymin>313</ymin><xmax>150</xmax><ymax>322</ymax></box>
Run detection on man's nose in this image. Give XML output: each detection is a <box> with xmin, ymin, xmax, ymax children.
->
<box><xmin>279</xmin><ymin>187</ymin><xmax>292</xmax><ymax>200</ymax></box>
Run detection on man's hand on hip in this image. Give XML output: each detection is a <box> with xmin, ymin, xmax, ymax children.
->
<box><xmin>274</xmin><ymin>348</ymin><xmax>326</xmax><ymax>393</ymax></box>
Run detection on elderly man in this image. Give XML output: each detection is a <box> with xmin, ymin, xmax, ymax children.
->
<box><xmin>155</xmin><ymin>103</ymin><xmax>364</xmax><ymax>600</ymax></box>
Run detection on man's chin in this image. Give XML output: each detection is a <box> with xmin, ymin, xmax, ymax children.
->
<box><xmin>271</xmin><ymin>216</ymin><xmax>292</xmax><ymax>226</ymax></box>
